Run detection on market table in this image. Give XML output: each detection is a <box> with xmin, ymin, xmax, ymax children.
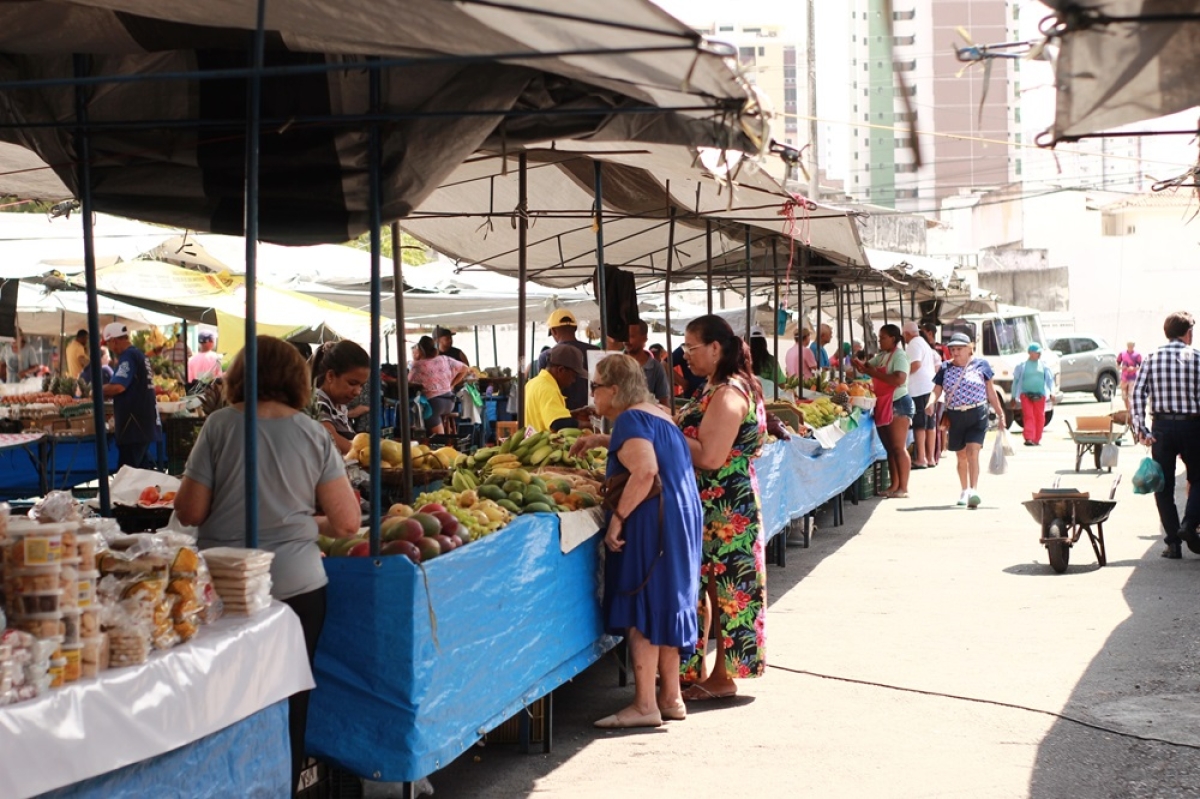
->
<box><xmin>0</xmin><ymin>433</ymin><xmax>170</xmax><ymax>501</ymax></box>
<box><xmin>757</xmin><ymin>414</ymin><xmax>887</xmax><ymax>542</ymax></box>
<box><xmin>0</xmin><ymin>602</ymin><xmax>313</xmax><ymax>799</ymax></box>
<box><xmin>307</xmin><ymin>510</ymin><xmax>609</xmax><ymax>784</ymax></box>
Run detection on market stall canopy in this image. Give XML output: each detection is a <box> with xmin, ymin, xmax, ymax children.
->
<box><xmin>641</xmin><ymin>300</ymin><xmax>788</xmax><ymax>338</ymax></box>
<box><xmin>0</xmin><ymin>0</ymin><xmax>764</xmax><ymax>244</ymax></box>
<box><xmin>1039</xmin><ymin>0</ymin><xmax>1200</xmax><ymax>142</ymax></box>
<box><xmin>0</xmin><ymin>212</ymin><xmax>174</xmax><ymax>282</ymax></box>
<box><xmin>49</xmin><ymin>260</ymin><xmax>377</xmax><ymax>351</ymax></box>
<box><xmin>401</xmin><ymin>144</ymin><xmax>871</xmax><ymax>290</ymax></box>
<box><xmin>144</xmin><ymin>233</ymin><xmax>603</xmax><ymax>329</ymax></box>
<box><xmin>12</xmin><ymin>281</ymin><xmax>176</xmax><ymax>337</ymax></box>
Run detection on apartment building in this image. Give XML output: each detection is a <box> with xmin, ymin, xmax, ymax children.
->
<box><xmin>848</xmin><ymin>0</ymin><xmax>1019</xmax><ymax>211</ymax></box>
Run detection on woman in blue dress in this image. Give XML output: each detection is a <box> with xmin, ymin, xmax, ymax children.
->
<box><xmin>581</xmin><ymin>354</ymin><xmax>703</xmax><ymax>729</ymax></box>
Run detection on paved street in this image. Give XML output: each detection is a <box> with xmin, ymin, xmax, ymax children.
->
<box><xmin>409</xmin><ymin>397</ymin><xmax>1200</xmax><ymax>798</ymax></box>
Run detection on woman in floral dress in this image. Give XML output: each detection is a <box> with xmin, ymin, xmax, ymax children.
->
<box><xmin>677</xmin><ymin>315</ymin><xmax>768</xmax><ymax>700</ymax></box>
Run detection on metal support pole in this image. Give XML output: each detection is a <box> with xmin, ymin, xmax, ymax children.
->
<box><xmin>517</xmin><ymin>152</ymin><xmax>528</xmax><ymax>429</ymax></box>
<box><xmin>366</xmin><ymin>61</ymin><xmax>383</xmax><ymax>556</ymax></box>
<box><xmin>242</xmin><ymin>0</ymin><xmax>267</xmax><ymax>549</ymax></box>
<box><xmin>882</xmin><ymin>287</ymin><xmax>889</xmax><ymax>327</ymax></box>
<box><xmin>665</xmin><ymin>208</ymin><xmax>675</xmax><ymax>392</ymax></box>
<box><xmin>73</xmin><ymin>54</ymin><xmax>110</xmax><ymax>515</ymax></box>
<box><xmin>910</xmin><ymin>290</ymin><xmax>916</xmax><ymax>321</ymax></box>
<box><xmin>705</xmin><ymin>220</ymin><xmax>714</xmax><ymax>316</ymax></box>
<box><xmin>744</xmin><ymin>226</ymin><xmax>752</xmax><ymax>340</ymax></box>
<box><xmin>771</xmin><ymin>238</ymin><xmax>780</xmax><ymax>401</ymax></box>
<box><xmin>391</xmin><ymin>223</ymin><xmax>413</xmax><ymax>501</ymax></box>
<box><xmin>491</xmin><ymin>326</ymin><xmax>498</xmax><ymax>369</ymax></box>
<box><xmin>836</xmin><ymin>286</ymin><xmax>844</xmax><ymax>383</ymax></box>
<box><xmin>898</xmin><ymin>288</ymin><xmax>905</xmax><ymax>327</ymax></box>
<box><xmin>594</xmin><ymin>162</ymin><xmax>609</xmax><ymax>346</ymax></box>
<box><xmin>473</xmin><ymin>325</ymin><xmax>480</xmax><ymax>367</ymax></box>
<box><xmin>859</xmin><ymin>284</ymin><xmax>868</xmax><ymax>354</ymax></box>
<box><xmin>815</xmin><ymin>289</ymin><xmax>822</xmax><ymax>378</ymax></box>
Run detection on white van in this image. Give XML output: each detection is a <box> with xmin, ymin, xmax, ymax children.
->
<box><xmin>940</xmin><ymin>304</ymin><xmax>1062</xmax><ymax>430</ymax></box>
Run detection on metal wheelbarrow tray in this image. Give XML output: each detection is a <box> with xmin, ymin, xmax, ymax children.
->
<box><xmin>1022</xmin><ymin>476</ymin><xmax>1120</xmax><ymax>573</ymax></box>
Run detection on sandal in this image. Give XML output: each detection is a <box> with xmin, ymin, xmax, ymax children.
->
<box><xmin>682</xmin><ymin>683</ymin><xmax>737</xmax><ymax>702</ymax></box>
<box><xmin>886</xmin><ymin>490</ymin><xmax>909</xmax><ymax>499</ymax></box>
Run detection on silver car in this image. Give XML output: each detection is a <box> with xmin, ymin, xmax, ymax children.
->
<box><xmin>1048</xmin><ymin>335</ymin><xmax>1120</xmax><ymax>401</ymax></box>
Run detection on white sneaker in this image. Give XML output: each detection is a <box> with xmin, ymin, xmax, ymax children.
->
<box><xmin>968</xmin><ymin>490</ymin><xmax>981</xmax><ymax>509</ymax></box>
<box><xmin>956</xmin><ymin>490</ymin><xmax>969</xmax><ymax>507</ymax></box>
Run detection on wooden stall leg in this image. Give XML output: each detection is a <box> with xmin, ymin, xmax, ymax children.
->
<box><xmin>803</xmin><ymin>515</ymin><xmax>813</xmax><ymax>547</ymax></box>
<box><xmin>542</xmin><ymin>690</ymin><xmax>554</xmax><ymax>754</ymax></box>
<box><xmin>518</xmin><ymin>702</ymin><xmax>531</xmax><ymax>754</ymax></box>
<box><xmin>401</xmin><ymin>782</ymin><xmax>417</xmax><ymax>799</ymax></box>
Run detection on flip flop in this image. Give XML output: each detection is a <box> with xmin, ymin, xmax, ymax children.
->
<box><xmin>682</xmin><ymin>684</ymin><xmax>737</xmax><ymax>702</ymax></box>
<box><xmin>886</xmin><ymin>490</ymin><xmax>909</xmax><ymax>499</ymax></box>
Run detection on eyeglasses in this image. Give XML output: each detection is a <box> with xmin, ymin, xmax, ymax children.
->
<box><xmin>589</xmin><ymin>381</ymin><xmax>609</xmax><ymax>393</ymax></box>
<box><xmin>681</xmin><ymin>343</ymin><xmax>705</xmax><ymax>354</ymax></box>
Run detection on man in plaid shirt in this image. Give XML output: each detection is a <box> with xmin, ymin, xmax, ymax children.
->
<box><xmin>1130</xmin><ymin>311</ymin><xmax>1200</xmax><ymax>559</ymax></box>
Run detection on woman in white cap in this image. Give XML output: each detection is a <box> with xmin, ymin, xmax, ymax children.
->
<box><xmin>924</xmin><ymin>333</ymin><xmax>1007</xmax><ymax>508</ymax></box>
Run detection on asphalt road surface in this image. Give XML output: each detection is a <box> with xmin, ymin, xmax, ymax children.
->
<box><xmin>370</xmin><ymin>395</ymin><xmax>1200</xmax><ymax>798</ymax></box>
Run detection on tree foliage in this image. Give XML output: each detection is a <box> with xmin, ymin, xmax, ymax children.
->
<box><xmin>347</xmin><ymin>226</ymin><xmax>433</xmax><ymax>266</ymax></box>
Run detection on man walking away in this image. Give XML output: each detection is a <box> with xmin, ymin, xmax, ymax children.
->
<box><xmin>1012</xmin><ymin>343</ymin><xmax>1054</xmax><ymax>446</ymax></box>
<box><xmin>902</xmin><ymin>321</ymin><xmax>938</xmax><ymax>468</ymax></box>
<box><xmin>1130</xmin><ymin>312</ymin><xmax>1200</xmax><ymax>559</ymax></box>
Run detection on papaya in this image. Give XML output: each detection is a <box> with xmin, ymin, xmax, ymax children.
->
<box><xmin>523</xmin><ymin>502</ymin><xmax>553</xmax><ymax>514</ymax></box>
<box><xmin>497</xmin><ymin>499</ymin><xmax>522</xmax><ymax>515</ymax></box>
<box><xmin>502</xmin><ymin>479</ymin><xmax>526</xmax><ymax>494</ymax></box>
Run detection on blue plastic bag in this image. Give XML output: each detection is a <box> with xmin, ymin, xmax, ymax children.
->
<box><xmin>1132</xmin><ymin>456</ymin><xmax>1165</xmax><ymax>494</ymax></box>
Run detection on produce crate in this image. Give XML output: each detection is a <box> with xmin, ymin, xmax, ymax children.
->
<box><xmin>163</xmin><ymin>416</ymin><xmax>205</xmax><ymax>475</ymax></box>
<box><xmin>485</xmin><ymin>696</ymin><xmax>546</xmax><ymax>744</ymax></box>
<box><xmin>428</xmin><ymin>431</ymin><xmax>471</xmax><ymax>452</ymax></box>
<box><xmin>296</xmin><ymin>759</ymin><xmax>364</xmax><ymax>799</ymax></box>
<box><xmin>112</xmin><ymin>504</ymin><xmax>174</xmax><ymax>533</ymax></box>
<box><xmin>855</xmin><ymin>469</ymin><xmax>874</xmax><ymax>500</ymax></box>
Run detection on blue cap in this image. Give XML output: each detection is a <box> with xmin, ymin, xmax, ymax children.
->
<box><xmin>1028</xmin><ymin>342</ymin><xmax>1041</xmax><ymax>353</ymax></box>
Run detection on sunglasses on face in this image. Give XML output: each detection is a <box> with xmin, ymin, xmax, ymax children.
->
<box><xmin>589</xmin><ymin>381</ymin><xmax>609</xmax><ymax>393</ymax></box>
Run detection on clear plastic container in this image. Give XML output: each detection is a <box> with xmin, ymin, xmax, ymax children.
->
<box><xmin>48</xmin><ymin>657</ymin><xmax>65</xmax><ymax>688</ymax></box>
<box><xmin>60</xmin><ymin>529</ymin><xmax>78</xmax><ymax>560</ymax></box>
<box><xmin>30</xmin><ymin>637</ymin><xmax>61</xmax><ymax>663</ymax></box>
<box><xmin>14</xmin><ymin>590</ymin><xmax>64</xmax><ymax>616</ymax></box>
<box><xmin>61</xmin><ymin>643</ymin><xmax>81</xmax><ymax>682</ymax></box>
<box><xmin>4</xmin><ymin>525</ymin><xmax>64</xmax><ymax>567</ymax></box>
<box><xmin>16</xmin><ymin>616</ymin><xmax>64</xmax><ymax>639</ymax></box>
<box><xmin>11</xmin><ymin>565</ymin><xmax>61</xmax><ymax>594</ymax></box>
<box><xmin>76</xmin><ymin>571</ymin><xmax>99</xmax><ymax>609</ymax></box>
<box><xmin>61</xmin><ymin>609</ymin><xmax>81</xmax><ymax>645</ymax></box>
<box><xmin>77</xmin><ymin>533</ymin><xmax>100</xmax><ymax>571</ymax></box>
<box><xmin>80</xmin><ymin>634</ymin><xmax>108</xmax><ymax>678</ymax></box>
<box><xmin>78</xmin><ymin>608</ymin><xmax>100</xmax><ymax>639</ymax></box>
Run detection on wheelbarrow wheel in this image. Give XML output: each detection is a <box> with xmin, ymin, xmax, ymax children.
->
<box><xmin>1046</xmin><ymin>517</ymin><xmax>1071</xmax><ymax>574</ymax></box>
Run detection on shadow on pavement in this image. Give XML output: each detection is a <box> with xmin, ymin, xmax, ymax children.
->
<box><xmin>1027</xmin><ymin>481</ymin><xmax>1200</xmax><ymax>798</ymax></box>
<box><xmin>421</xmin><ymin>494</ymin><xmax>881</xmax><ymax>797</ymax></box>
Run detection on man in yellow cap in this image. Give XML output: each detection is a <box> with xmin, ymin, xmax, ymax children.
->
<box><xmin>530</xmin><ymin>309</ymin><xmax>599</xmax><ymax>412</ymax></box>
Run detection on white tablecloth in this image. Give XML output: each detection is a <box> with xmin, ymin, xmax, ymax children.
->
<box><xmin>0</xmin><ymin>601</ymin><xmax>314</xmax><ymax>799</ymax></box>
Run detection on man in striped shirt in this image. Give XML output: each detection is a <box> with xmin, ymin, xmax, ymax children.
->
<box><xmin>1130</xmin><ymin>311</ymin><xmax>1200</xmax><ymax>559</ymax></box>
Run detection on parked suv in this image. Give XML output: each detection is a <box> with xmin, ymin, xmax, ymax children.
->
<box><xmin>1047</xmin><ymin>335</ymin><xmax>1119</xmax><ymax>401</ymax></box>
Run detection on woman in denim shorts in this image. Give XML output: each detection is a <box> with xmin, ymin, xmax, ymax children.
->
<box><xmin>854</xmin><ymin>324</ymin><xmax>913</xmax><ymax>498</ymax></box>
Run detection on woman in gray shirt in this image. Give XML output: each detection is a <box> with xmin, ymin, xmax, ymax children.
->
<box><xmin>176</xmin><ymin>335</ymin><xmax>360</xmax><ymax>794</ymax></box>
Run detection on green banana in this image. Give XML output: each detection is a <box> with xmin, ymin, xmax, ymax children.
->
<box><xmin>528</xmin><ymin>445</ymin><xmax>554</xmax><ymax>466</ymax></box>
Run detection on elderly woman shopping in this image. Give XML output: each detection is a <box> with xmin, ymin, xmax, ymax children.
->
<box><xmin>925</xmin><ymin>332</ymin><xmax>1007</xmax><ymax>508</ymax></box>
<box><xmin>572</xmin><ymin>355</ymin><xmax>703</xmax><ymax>728</ymax></box>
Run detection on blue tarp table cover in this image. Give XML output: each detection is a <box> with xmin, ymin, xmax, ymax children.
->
<box><xmin>35</xmin><ymin>701</ymin><xmax>290</xmax><ymax>799</ymax></box>
<box><xmin>0</xmin><ymin>434</ymin><xmax>165</xmax><ymax>501</ymax></box>
<box><xmin>757</xmin><ymin>415</ymin><xmax>886</xmax><ymax>540</ymax></box>
<box><xmin>307</xmin><ymin>513</ymin><xmax>609</xmax><ymax>783</ymax></box>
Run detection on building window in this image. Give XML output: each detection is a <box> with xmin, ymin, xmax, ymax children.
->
<box><xmin>893</xmin><ymin>60</ymin><xmax>916</xmax><ymax>71</ymax></box>
<box><xmin>864</xmin><ymin>138</ymin><xmax>870</xmax><ymax>147</ymax></box>
<box><xmin>896</xmin><ymin>188</ymin><xmax>919</xmax><ymax>199</ymax></box>
<box><xmin>864</xmin><ymin>88</ymin><xmax>869</xmax><ymax>97</ymax></box>
<box><xmin>719</xmin><ymin>25</ymin><xmax>733</xmax><ymax>31</ymax></box>
<box><xmin>893</xmin><ymin>9</ymin><xmax>916</xmax><ymax>20</ymax></box>
<box><xmin>1014</xmin><ymin>107</ymin><xmax>1021</xmax><ymax>123</ymax></box>
<box><xmin>893</xmin><ymin>35</ymin><xmax>915</xmax><ymax>46</ymax></box>
<box><xmin>895</xmin><ymin>138</ymin><xmax>912</xmax><ymax>148</ymax></box>
<box><xmin>895</xmin><ymin>111</ymin><xmax>918</xmax><ymax>122</ymax></box>
<box><xmin>894</xmin><ymin>163</ymin><xmax>918</xmax><ymax>174</ymax></box>
<box><xmin>758</xmin><ymin>46</ymin><xmax>765</xmax><ymax>56</ymax></box>
<box><xmin>863</xmin><ymin>62</ymin><xmax>869</xmax><ymax>71</ymax></box>
<box><xmin>894</xmin><ymin>85</ymin><xmax>917</xmax><ymax>97</ymax></box>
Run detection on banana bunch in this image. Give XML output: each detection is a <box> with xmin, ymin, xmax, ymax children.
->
<box><xmin>799</xmin><ymin>397</ymin><xmax>845</xmax><ymax>429</ymax></box>
<box><xmin>450</xmin><ymin>468</ymin><xmax>479</xmax><ymax>492</ymax></box>
<box><xmin>466</xmin><ymin>427</ymin><xmax>604</xmax><ymax>475</ymax></box>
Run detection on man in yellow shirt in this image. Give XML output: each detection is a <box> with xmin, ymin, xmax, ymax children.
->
<box><xmin>525</xmin><ymin>343</ymin><xmax>588</xmax><ymax>432</ymax></box>
<box><xmin>65</xmin><ymin>329</ymin><xmax>89</xmax><ymax>379</ymax></box>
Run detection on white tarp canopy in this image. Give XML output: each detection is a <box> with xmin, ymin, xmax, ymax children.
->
<box><xmin>401</xmin><ymin>143</ymin><xmax>874</xmax><ymax>291</ymax></box>
<box><xmin>0</xmin><ymin>0</ymin><xmax>764</xmax><ymax>244</ymax></box>
<box><xmin>1040</xmin><ymin>0</ymin><xmax>1200</xmax><ymax>142</ymax></box>
<box><xmin>13</xmin><ymin>281</ymin><xmax>177</xmax><ymax>338</ymax></box>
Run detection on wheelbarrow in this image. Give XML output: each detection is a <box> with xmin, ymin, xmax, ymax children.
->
<box><xmin>1064</xmin><ymin>416</ymin><xmax>1126</xmax><ymax>472</ymax></box>
<box><xmin>1022</xmin><ymin>476</ymin><xmax>1120</xmax><ymax>573</ymax></box>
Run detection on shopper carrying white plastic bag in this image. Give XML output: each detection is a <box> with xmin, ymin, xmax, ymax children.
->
<box><xmin>1000</xmin><ymin>429</ymin><xmax>1014</xmax><ymax>457</ymax></box>
<box><xmin>988</xmin><ymin>434</ymin><xmax>1008</xmax><ymax>475</ymax></box>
